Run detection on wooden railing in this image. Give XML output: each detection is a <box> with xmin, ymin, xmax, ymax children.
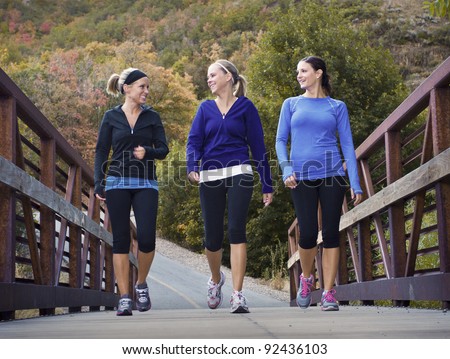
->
<box><xmin>287</xmin><ymin>57</ymin><xmax>450</xmax><ymax>308</ymax></box>
<box><xmin>0</xmin><ymin>67</ymin><xmax>138</xmax><ymax>321</ymax></box>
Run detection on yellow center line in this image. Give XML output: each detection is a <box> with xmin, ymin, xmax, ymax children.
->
<box><xmin>149</xmin><ymin>275</ymin><xmax>202</xmax><ymax>309</ymax></box>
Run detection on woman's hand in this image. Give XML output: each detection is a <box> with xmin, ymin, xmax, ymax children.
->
<box><xmin>188</xmin><ymin>171</ymin><xmax>200</xmax><ymax>184</ymax></box>
<box><xmin>95</xmin><ymin>193</ymin><xmax>106</xmax><ymax>202</ymax></box>
<box><xmin>284</xmin><ymin>174</ymin><xmax>297</xmax><ymax>189</ymax></box>
<box><xmin>351</xmin><ymin>188</ymin><xmax>362</xmax><ymax>205</ymax></box>
<box><xmin>133</xmin><ymin>145</ymin><xmax>146</xmax><ymax>160</ymax></box>
<box><xmin>263</xmin><ymin>193</ymin><xmax>273</xmax><ymax>207</ymax></box>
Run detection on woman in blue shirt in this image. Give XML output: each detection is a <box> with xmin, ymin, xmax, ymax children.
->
<box><xmin>276</xmin><ymin>56</ymin><xmax>362</xmax><ymax>311</ymax></box>
<box><xmin>187</xmin><ymin>59</ymin><xmax>273</xmax><ymax>313</ymax></box>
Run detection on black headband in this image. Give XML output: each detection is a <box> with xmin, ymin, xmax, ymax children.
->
<box><xmin>121</xmin><ymin>70</ymin><xmax>147</xmax><ymax>93</ymax></box>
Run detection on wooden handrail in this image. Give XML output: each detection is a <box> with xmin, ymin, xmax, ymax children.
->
<box><xmin>0</xmin><ymin>67</ymin><xmax>138</xmax><ymax>320</ymax></box>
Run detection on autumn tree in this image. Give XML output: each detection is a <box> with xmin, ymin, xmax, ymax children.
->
<box><xmin>5</xmin><ymin>40</ymin><xmax>198</xmax><ymax>166</ymax></box>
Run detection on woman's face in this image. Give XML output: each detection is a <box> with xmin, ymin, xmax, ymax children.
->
<box><xmin>296</xmin><ymin>61</ymin><xmax>321</xmax><ymax>91</ymax></box>
<box><xmin>207</xmin><ymin>64</ymin><xmax>231</xmax><ymax>95</ymax></box>
<box><xmin>125</xmin><ymin>77</ymin><xmax>149</xmax><ymax>104</ymax></box>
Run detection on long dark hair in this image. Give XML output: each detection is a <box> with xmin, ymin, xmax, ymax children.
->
<box><xmin>301</xmin><ymin>56</ymin><xmax>332</xmax><ymax>96</ymax></box>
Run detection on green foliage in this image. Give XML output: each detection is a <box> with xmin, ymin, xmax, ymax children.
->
<box><xmin>424</xmin><ymin>0</ymin><xmax>450</xmax><ymax>18</ymax></box>
<box><xmin>329</xmin><ymin>0</ymin><xmax>383</xmax><ymax>20</ymax></box>
<box><xmin>247</xmin><ymin>0</ymin><xmax>407</xmax><ymax>147</ymax></box>
<box><xmin>246</xmin><ymin>190</ymin><xmax>294</xmax><ymax>278</ymax></box>
<box><xmin>156</xmin><ymin>140</ymin><xmax>204</xmax><ymax>251</ymax></box>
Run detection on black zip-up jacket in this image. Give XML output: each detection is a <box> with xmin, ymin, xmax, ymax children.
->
<box><xmin>94</xmin><ymin>104</ymin><xmax>169</xmax><ymax>196</ymax></box>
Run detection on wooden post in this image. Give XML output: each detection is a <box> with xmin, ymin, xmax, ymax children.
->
<box><xmin>69</xmin><ymin>166</ymin><xmax>82</xmax><ymax>313</ymax></box>
<box><xmin>431</xmin><ymin>88</ymin><xmax>450</xmax><ymax>310</ymax></box>
<box><xmin>0</xmin><ymin>96</ymin><xmax>16</xmax><ymax>321</ymax></box>
<box><xmin>40</xmin><ymin>137</ymin><xmax>56</xmax><ymax>316</ymax></box>
<box><xmin>385</xmin><ymin>130</ymin><xmax>406</xmax><ymax>306</ymax></box>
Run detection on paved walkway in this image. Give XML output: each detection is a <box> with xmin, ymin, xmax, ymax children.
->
<box><xmin>1</xmin><ymin>252</ymin><xmax>450</xmax><ymax>340</ymax></box>
<box><xmin>0</xmin><ymin>305</ymin><xmax>449</xmax><ymax>339</ymax></box>
<box><xmin>1</xmin><ymin>252</ymin><xmax>449</xmax><ymax>358</ymax></box>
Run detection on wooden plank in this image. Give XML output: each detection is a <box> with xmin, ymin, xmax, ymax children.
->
<box><xmin>342</xmin><ymin>199</ymin><xmax>362</xmax><ymax>282</ymax></box>
<box><xmin>357</xmin><ymin>218</ymin><xmax>371</xmax><ymax>282</ymax></box>
<box><xmin>0</xmin><ymin>157</ymin><xmax>139</xmax><ymax>271</ymax></box>
<box><xmin>0</xmin><ymin>157</ymin><xmax>112</xmax><ymax>245</ymax></box>
<box><xmin>287</xmin><ymin>250</ymin><xmax>299</xmax><ymax>269</ymax></box>
<box><xmin>431</xmin><ymin>88</ymin><xmax>450</xmax><ymax>274</ymax></box>
<box><xmin>69</xmin><ymin>166</ymin><xmax>82</xmax><ymax>292</ymax></box>
<box><xmin>436</xmin><ymin>180</ymin><xmax>450</xmax><ymax>273</ymax></box>
<box><xmin>0</xmin><ymin>283</ymin><xmax>118</xmax><ymax>311</ymax></box>
<box><xmin>385</xmin><ymin>131</ymin><xmax>406</xmax><ymax>284</ymax></box>
<box><xmin>40</xmin><ymin>138</ymin><xmax>56</xmax><ymax>286</ymax></box>
<box><xmin>308</xmin><ymin>273</ymin><xmax>450</xmax><ymax>304</ymax></box>
<box><xmin>360</xmin><ymin>160</ymin><xmax>392</xmax><ymax>278</ymax></box>
<box><xmin>16</xmin><ymin>128</ymin><xmax>43</xmax><ymax>284</ymax></box>
<box><xmin>308</xmin><ymin>273</ymin><xmax>450</xmax><ymax>303</ymax></box>
<box><xmin>339</xmin><ymin>148</ymin><xmax>450</xmax><ymax>230</ymax></box>
<box><xmin>81</xmin><ymin>187</ymin><xmax>96</xmax><ymax>287</ymax></box>
<box><xmin>0</xmin><ymin>156</ymin><xmax>113</xmax><ymax>246</ymax></box>
<box><xmin>406</xmin><ymin>112</ymin><xmax>434</xmax><ymax>276</ymax></box>
<box><xmin>55</xmin><ymin>165</ymin><xmax>76</xmax><ymax>283</ymax></box>
<box><xmin>0</xmin><ymin>97</ymin><xmax>16</xmax><ymax>284</ymax></box>
<box><xmin>431</xmin><ymin>88</ymin><xmax>450</xmax><ymax>155</ymax></box>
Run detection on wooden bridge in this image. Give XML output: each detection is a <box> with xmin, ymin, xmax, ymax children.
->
<box><xmin>1</xmin><ymin>57</ymin><xmax>449</xmax><ymax>323</ymax></box>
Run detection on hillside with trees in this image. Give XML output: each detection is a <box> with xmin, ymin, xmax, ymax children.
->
<box><xmin>0</xmin><ymin>0</ymin><xmax>448</xmax><ymax>285</ymax></box>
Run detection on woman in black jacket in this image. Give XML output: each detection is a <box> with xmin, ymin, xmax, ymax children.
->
<box><xmin>94</xmin><ymin>68</ymin><xmax>169</xmax><ymax>316</ymax></box>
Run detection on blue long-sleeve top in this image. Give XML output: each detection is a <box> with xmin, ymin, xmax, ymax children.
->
<box><xmin>186</xmin><ymin>96</ymin><xmax>273</xmax><ymax>194</ymax></box>
<box><xmin>275</xmin><ymin>96</ymin><xmax>362</xmax><ymax>194</ymax></box>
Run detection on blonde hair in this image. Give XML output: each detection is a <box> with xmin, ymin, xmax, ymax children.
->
<box><xmin>106</xmin><ymin>67</ymin><xmax>140</xmax><ymax>97</ymax></box>
<box><xmin>214</xmin><ymin>59</ymin><xmax>247</xmax><ymax>97</ymax></box>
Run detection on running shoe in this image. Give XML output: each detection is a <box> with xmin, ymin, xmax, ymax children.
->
<box><xmin>320</xmin><ymin>289</ymin><xmax>339</xmax><ymax>311</ymax></box>
<box><xmin>135</xmin><ymin>284</ymin><xmax>152</xmax><ymax>312</ymax></box>
<box><xmin>230</xmin><ymin>290</ymin><xmax>249</xmax><ymax>313</ymax></box>
<box><xmin>116</xmin><ymin>296</ymin><xmax>133</xmax><ymax>316</ymax></box>
<box><xmin>207</xmin><ymin>271</ymin><xmax>225</xmax><ymax>309</ymax></box>
<box><xmin>296</xmin><ymin>274</ymin><xmax>314</xmax><ymax>309</ymax></box>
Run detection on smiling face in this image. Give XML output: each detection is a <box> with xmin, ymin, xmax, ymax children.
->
<box><xmin>124</xmin><ymin>77</ymin><xmax>150</xmax><ymax>104</ymax></box>
<box><xmin>296</xmin><ymin>60</ymin><xmax>322</xmax><ymax>91</ymax></box>
<box><xmin>207</xmin><ymin>64</ymin><xmax>231</xmax><ymax>95</ymax></box>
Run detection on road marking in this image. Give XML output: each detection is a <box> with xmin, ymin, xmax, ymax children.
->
<box><xmin>149</xmin><ymin>275</ymin><xmax>203</xmax><ymax>309</ymax></box>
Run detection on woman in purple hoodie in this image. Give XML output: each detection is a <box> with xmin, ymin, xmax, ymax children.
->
<box><xmin>186</xmin><ymin>60</ymin><xmax>273</xmax><ymax>313</ymax></box>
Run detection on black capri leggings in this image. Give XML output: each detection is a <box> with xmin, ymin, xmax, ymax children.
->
<box><xmin>290</xmin><ymin>176</ymin><xmax>348</xmax><ymax>249</ymax></box>
<box><xmin>199</xmin><ymin>174</ymin><xmax>254</xmax><ymax>252</ymax></box>
<box><xmin>105</xmin><ymin>188</ymin><xmax>158</xmax><ymax>254</ymax></box>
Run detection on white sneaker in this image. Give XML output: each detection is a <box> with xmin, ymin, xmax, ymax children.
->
<box><xmin>116</xmin><ymin>297</ymin><xmax>133</xmax><ymax>316</ymax></box>
<box><xmin>207</xmin><ymin>271</ymin><xmax>225</xmax><ymax>309</ymax></box>
<box><xmin>135</xmin><ymin>284</ymin><xmax>151</xmax><ymax>312</ymax></box>
<box><xmin>230</xmin><ymin>290</ymin><xmax>249</xmax><ymax>313</ymax></box>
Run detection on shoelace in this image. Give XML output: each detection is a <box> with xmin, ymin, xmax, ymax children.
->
<box><xmin>118</xmin><ymin>299</ymin><xmax>131</xmax><ymax>309</ymax></box>
<box><xmin>208</xmin><ymin>281</ymin><xmax>218</xmax><ymax>298</ymax></box>
<box><xmin>323</xmin><ymin>290</ymin><xmax>337</xmax><ymax>303</ymax></box>
<box><xmin>136</xmin><ymin>288</ymin><xmax>149</xmax><ymax>302</ymax></box>
<box><xmin>300</xmin><ymin>276</ymin><xmax>312</xmax><ymax>298</ymax></box>
<box><xmin>231</xmin><ymin>292</ymin><xmax>246</xmax><ymax>305</ymax></box>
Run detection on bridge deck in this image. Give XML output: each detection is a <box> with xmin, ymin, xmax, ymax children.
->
<box><xmin>0</xmin><ymin>305</ymin><xmax>448</xmax><ymax>339</ymax></box>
